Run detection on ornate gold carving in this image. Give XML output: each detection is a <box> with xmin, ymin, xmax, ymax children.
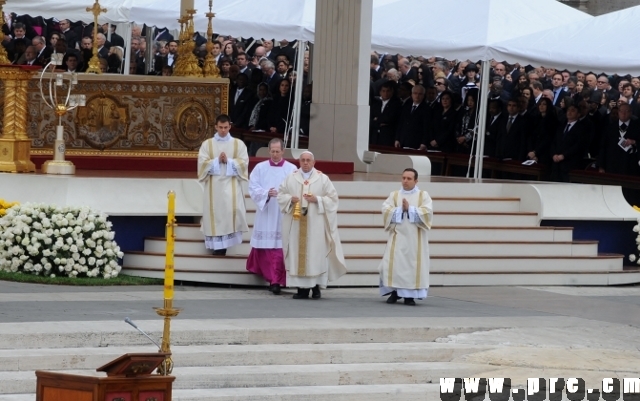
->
<box><xmin>173</xmin><ymin>11</ymin><xmax>203</xmax><ymax>78</ymax></box>
<box><xmin>173</xmin><ymin>100</ymin><xmax>210</xmax><ymax>150</ymax></box>
<box><xmin>0</xmin><ymin>0</ymin><xmax>10</xmax><ymax>64</ymax></box>
<box><xmin>202</xmin><ymin>3</ymin><xmax>220</xmax><ymax>78</ymax></box>
<box><xmin>75</xmin><ymin>94</ymin><xmax>129</xmax><ymax>150</ymax></box>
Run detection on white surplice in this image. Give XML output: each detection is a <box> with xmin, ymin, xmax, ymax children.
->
<box><xmin>379</xmin><ymin>186</ymin><xmax>433</xmax><ymax>299</ymax></box>
<box><xmin>197</xmin><ymin>133</ymin><xmax>249</xmax><ymax>249</ymax></box>
<box><xmin>277</xmin><ymin>168</ymin><xmax>347</xmax><ymax>288</ymax></box>
<box><xmin>248</xmin><ymin>159</ymin><xmax>297</xmax><ymax>248</ymax></box>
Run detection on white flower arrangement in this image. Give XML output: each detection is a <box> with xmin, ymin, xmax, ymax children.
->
<box><xmin>0</xmin><ymin>203</ymin><xmax>124</xmax><ymax>279</ymax></box>
<box><xmin>630</xmin><ymin>220</ymin><xmax>640</xmax><ymax>265</ymax></box>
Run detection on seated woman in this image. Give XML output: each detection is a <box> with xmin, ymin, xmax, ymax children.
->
<box><xmin>269</xmin><ymin>79</ymin><xmax>293</xmax><ymax>134</ymax></box>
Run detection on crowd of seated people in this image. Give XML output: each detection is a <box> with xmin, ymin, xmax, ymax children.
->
<box><xmin>3</xmin><ymin>15</ymin><xmax>639</xmax><ymax>181</ymax></box>
<box><xmin>369</xmin><ymin>54</ymin><xmax>640</xmax><ymax>182</ymax></box>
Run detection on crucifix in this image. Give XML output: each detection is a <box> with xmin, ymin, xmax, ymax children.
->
<box><xmin>85</xmin><ymin>0</ymin><xmax>107</xmax><ymax>74</ymax></box>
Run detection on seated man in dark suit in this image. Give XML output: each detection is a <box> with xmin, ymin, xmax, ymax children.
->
<box><xmin>597</xmin><ymin>103</ymin><xmax>639</xmax><ymax>175</ymax></box>
<box><xmin>485</xmin><ymin>99</ymin><xmax>505</xmax><ymax>157</ymax></box>
<box><xmin>370</xmin><ymin>81</ymin><xmax>402</xmax><ymax>146</ymax></box>
<box><xmin>551</xmin><ymin>105</ymin><xmax>587</xmax><ymax>182</ymax></box>
<box><xmin>394</xmin><ymin>85</ymin><xmax>428</xmax><ymax>150</ymax></box>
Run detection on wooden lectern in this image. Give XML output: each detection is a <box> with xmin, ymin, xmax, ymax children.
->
<box><xmin>36</xmin><ymin>353</ymin><xmax>175</xmax><ymax>401</ymax></box>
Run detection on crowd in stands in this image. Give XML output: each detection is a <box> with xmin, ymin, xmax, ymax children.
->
<box><xmin>369</xmin><ymin>55</ymin><xmax>640</xmax><ymax>182</ymax></box>
<box><xmin>3</xmin><ymin>14</ymin><xmax>639</xmax><ymax>182</ymax></box>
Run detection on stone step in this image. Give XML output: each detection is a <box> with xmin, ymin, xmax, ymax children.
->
<box><xmin>174</xmin><ymin>224</ymin><xmax>574</xmax><ymax>242</ymax></box>
<box><xmin>0</xmin><ymin>319</ymin><xmax>488</xmax><ymax>350</ymax></box>
<box><xmin>144</xmin><ymin>237</ymin><xmax>599</xmax><ymax>257</ymax></box>
<box><xmin>123</xmin><ymin>252</ymin><xmax>622</xmax><ymax>274</ymax></box>
<box><xmin>0</xmin><ymin>343</ymin><xmax>489</xmax><ymax>372</ymax></box>
<box><xmin>0</xmin><ymin>362</ymin><xmax>496</xmax><ymax>394</ymax></box>
<box><xmin>242</xmin><ymin>211</ymin><xmax>539</xmax><ymax>227</ymax></box>
<box><xmin>243</xmin><ymin>196</ymin><xmax>523</xmax><ymax>213</ymax></box>
<box><xmin>0</xmin><ymin>384</ymin><xmax>443</xmax><ymax>401</ymax></box>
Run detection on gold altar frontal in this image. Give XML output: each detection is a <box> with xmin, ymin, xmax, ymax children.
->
<box><xmin>0</xmin><ymin>74</ymin><xmax>229</xmax><ymax>160</ymax></box>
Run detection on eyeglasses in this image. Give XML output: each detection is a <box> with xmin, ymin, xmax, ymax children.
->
<box><xmin>435</xmin><ymin>82</ymin><xmax>445</xmax><ymax>86</ymax></box>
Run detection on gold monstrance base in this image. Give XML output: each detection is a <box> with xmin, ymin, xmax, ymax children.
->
<box><xmin>0</xmin><ymin>139</ymin><xmax>36</xmax><ymax>173</ymax></box>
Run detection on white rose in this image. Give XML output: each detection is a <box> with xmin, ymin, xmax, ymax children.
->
<box><xmin>65</xmin><ymin>237</ymin><xmax>73</xmax><ymax>245</ymax></box>
<box><xmin>79</xmin><ymin>257</ymin><xmax>86</xmax><ymax>265</ymax></box>
<box><xmin>50</xmin><ymin>274</ymin><xmax>56</xmax><ymax>278</ymax></box>
<box><xmin>64</xmin><ymin>265</ymin><xmax>72</xmax><ymax>272</ymax></box>
<box><xmin>83</xmin><ymin>249</ymin><xmax>91</xmax><ymax>256</ymax></box>
<box><xmin>106</xmin><ymin>249</ymin><xmax>114</xmax><ymax>257</ymax></box>
<box><xmin>60</xmin><ymin>228</ymin><xmax>68</xmax><ymax>235</ymax></box>
<box><xmin>19</xmin><ymin>255</ymin><xmax>28</xmax><ymax>261</ymax></box>
<box><xmin>44</xmin><ymin>263</ymin><xmax>52</xmax><ymax>270</ymax></box>
<box><xmin>72</xmin><ymin>253</ymin><xmax>80</xmax><ymax>261</ymax></box>
<box><xmin>70</xmin><ymin>245</ymin><xmax>78</xmax><ymax>253</ymax></box>
<box><xmin>21</xmin><ymin>237</ymin><xmax>29</xmax><ymax>246</ymax></box>
<box><xmin>44</xmin><ymin>238</ymin><xmax>52</xmax><ymax>245</ymax></box>
<box><xmin>117</xmin><ymin>251</ymin><xmax>124</xmax><ymax>258</ymax></box>
<box><xmin>88</xmin><ymin>257</ymin><xmax>96</xmax><ymax>266</ymax></box>
<box><xmin>631</xmin><ymin>254</ymin><xmax>637</xmax><ymax>262</ymax></box>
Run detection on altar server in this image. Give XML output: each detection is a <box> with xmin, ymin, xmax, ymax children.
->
<box><xmin>379</xmin><ymin>168</ymin><xmax>433</xmax><ymax>306</ymax></box>
<box><xmin>277</xmin><ymin>151</ymin><xmax>347</xmax><ymax>299</ymax></box>
<box><xmin>246</xmin><ymin>138</ymin><xmax>296</xmax><ymax>294</ymax></box>
<box><xmin>197</xmin><ymin>114</ymin><xmax>249</xmax><ymax>256</ymax></box>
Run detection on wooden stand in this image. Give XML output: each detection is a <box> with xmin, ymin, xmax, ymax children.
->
<box><xmin>36</xmin><ymin>353</ymin><xmax>175</xmax><ymax>401</ymax></box>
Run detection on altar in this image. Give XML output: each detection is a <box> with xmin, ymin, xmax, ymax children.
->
<box><xmin>0</xmin><ymin>74</ymin><xmax>228</xmax><ymax>161</ymax></box>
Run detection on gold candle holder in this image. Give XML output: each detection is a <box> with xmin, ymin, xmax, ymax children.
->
<box><xmin>202</xmin><ymin>1</ymin><xmax>220</xmax><ymax>78</ymax></box>
<box><xmin>153</xmin><ymin>191</ymin><xmax>182</xmax><ymax>375</ymax></box>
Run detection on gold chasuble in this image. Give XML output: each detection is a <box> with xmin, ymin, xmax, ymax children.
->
<box><xmin>197</xmin><ymin>136</ymin><xmax>249</xmax><ymax>241</ymax></box>
<box><xmin>379</xmin><ymin>188</ymin><xmax>433</xmax><ymax>291</ymax></box>
<box><xmin>277</xmin><ymin>169</ymin><xmax>347</xmax><ymax>288</ymax></box>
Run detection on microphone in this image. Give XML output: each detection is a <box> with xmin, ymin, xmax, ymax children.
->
<box><xmin>124</xmin><ymin>317</ymin><xmax>162</xmax><ymax>350</ymax></box>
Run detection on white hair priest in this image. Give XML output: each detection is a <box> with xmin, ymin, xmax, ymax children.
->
<box><xmin>277</xmin><ymin>151</ymin><xmax>347</xmax><ymax>299</ymax></box>
<box><xmin>246</xmin><ymin>138</ymin><xmax>296</xmax><ymax>294</ymax></box>
<box><xmin>379</xmin><ymin>168</ymin><xmax>433</xmax><ymax>306</ymax></box>
<box><xmin>197</xmin><ymin>114</ymin><xmax>249</xmax><ymax>256</ymax></box>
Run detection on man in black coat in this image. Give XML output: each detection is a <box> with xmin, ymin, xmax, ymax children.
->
<box><xmin>597</xmin><ymin>103</ymin><xmax>639</xmax><ymax>175</ymax></box>
<box><xmin>370</xmin><ymin>81</ymin><xmax>402</xmax><ymax>146</ymax></box>
<box><xmin>550</xmin><ymin>105</ymin><xmax>587</xmax><ymax>182</ymax></box>
<box><xmin>229</xmin><ymin>73</ymin><xmax>255</xmax><ymax>129</ymax></box>
<box><xmin>496</xmin><ymin>99</ymin><xmax>527</xmax><ymax>160</ymax></box>
<box><xmin>394</xmin><ymin>85</ymin><xmax>428</xmax><ymax>150</ymax></box>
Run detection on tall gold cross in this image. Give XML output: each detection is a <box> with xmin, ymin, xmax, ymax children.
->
<box><xmin>85</xmin><ymin>0</ymin><xmax>107</xmax><ymax>74</ymax></box>
<box><xmin>86</xmin><ymin>0</ymin><xmax>107</xmax><ymax>18</ymax></box>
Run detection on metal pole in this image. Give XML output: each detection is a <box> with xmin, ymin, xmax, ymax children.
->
<box><xmin>290</xmin><ymin>41</ymin><xmax>307</xmax><ymax>149</ymax></box>
<box><xmin>474</xmin><ymin>60</ymin><xmax>491</xmax><ymax>179</ymax></box>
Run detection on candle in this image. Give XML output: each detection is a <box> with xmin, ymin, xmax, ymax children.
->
<box><xmin>163</xmin><ymin>191</ymin><xmax>176</xmax><ymax>300</ymax></box>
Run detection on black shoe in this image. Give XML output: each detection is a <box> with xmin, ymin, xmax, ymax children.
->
<box><xmin>311</xmin><ymin>285</ymin><xmax>321</xmax><ymax>299</ymax></box>
<box><xmin>292</xmin><ymin>288</ymin><xmax>310</xmax><ymax>299</ymax></box>
<box><xmin>404</xmin><ymin>298</ymin><xmax>416</xmax><ymax>306</ymax></box>
<box><xmin>271</xmin><ymin>284</ymin><xmax>281</xmax><ymax>295</ymax></box>
<box><xmin>386</xmin><ymin>291</ymin><xmax>400</xmax><ymax>304</ymax></box>
<box><xmin>212</xmin><ymin>249</ymin><xmax>227</xmax><ymax>256</ymax></box>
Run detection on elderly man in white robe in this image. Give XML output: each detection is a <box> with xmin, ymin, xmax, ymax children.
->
<box><xmin>246</xmin><ymin>138</ymin><xmax>296</xmax><ymax>294</ymax></box>
<box><xmin>197</xmin><ymin>114</ymin><xmax>249</xmax><ymax>256</ymax></box>
<box><xmin>277</xmin><ymin>151</ymin><xmax>347</xmax><ymax>299</ymax></box>
<box><xmin>379</xmin><ymin>168</ymin><xmax>433</xmax><ymax>306</ymax></box>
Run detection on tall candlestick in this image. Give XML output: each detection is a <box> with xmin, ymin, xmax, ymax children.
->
<box><xmin>163</xmin><ymin>191</ymin><xmax>176</xmax><ymax>300</ymax></box>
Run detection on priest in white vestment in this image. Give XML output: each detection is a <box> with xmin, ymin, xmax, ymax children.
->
<box><xmin>246</xmin><ymin>138</ymin><xmax>296</xmax><ymax>294</ymax></box>
<box><xmin>197</xmin><ymin>114</ymin><xmax>249</xmax><ymax>256</ymax></box>
<box><xmin>277</xmin><ymin>151</ymin><xmax>347</xmax><ymax>299</ymax></box>
<box><xmin>379</xmin><ymin>168</ymin><xmax>433</xmax><ymax>306</ymax></box>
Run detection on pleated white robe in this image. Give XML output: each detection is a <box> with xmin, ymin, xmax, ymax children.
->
<box><xmin>379</xmin><ymin>187</ymin><xmax>433</xmax><ymax>299</ymax></box>
<box><xmin>197</xmin><ymin>134</ymin><xmax>249</xmax><ymax>249</ymax></box>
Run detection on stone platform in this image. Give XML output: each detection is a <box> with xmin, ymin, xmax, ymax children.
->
<box><xmin>0</xmin><ymin>282</ymin><xmax>639</xmax><ymax>400</ymax></box>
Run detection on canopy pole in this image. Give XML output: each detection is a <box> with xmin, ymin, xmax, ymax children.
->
<box><xmin>122</xmin><ymin>22</ymin><xmax>133</xmax><ymax>75</ymax></box>
<box><xmin>290</xmin><ymin>41</ymin><xmax>307</xmax><ymax>149</ymax></box>
<box><xmin>474</xmin><ymin>60</ymin><xmax>491</xmax><ymax>179</ymax></box>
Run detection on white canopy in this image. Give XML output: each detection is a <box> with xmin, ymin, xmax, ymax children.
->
<box><xmin>489</xmin><ymin>5</ymin><xmax>640</xmax><ymax>75</ymax></box>
<box><xmin>9</xmin><ymin>0</ymin><xmax>133</xmax><ymax>24</ymax></box>
<box><xmin>370</xmin><ymin>0</ymin><xmax>592</xmax><ymax>60</ymax></box>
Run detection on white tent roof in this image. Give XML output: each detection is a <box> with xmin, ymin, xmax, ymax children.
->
<box><xmin>9</xmin><ymin>0</ymin><xmax>133</xmax><ymax>24</ymax></box>
<box><xmin>10</xmin><ymin>0</ymin><xmax>591</xmax><ymax>64</ymax></box>
<box><xmin>489</xmin><ymin>5</ymin><xmax>640</xmax><ymax>75</ymax></box>
<box><xmin>370</xmin><ymin>0</ymin><xmax>592</xmax><ymax>61</ymax></box>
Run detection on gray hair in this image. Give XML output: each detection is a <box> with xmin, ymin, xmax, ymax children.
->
<box><xmin>262</xmin><ymin>60</ymin><xmax>275</xmax><ymax>71</ymax></box>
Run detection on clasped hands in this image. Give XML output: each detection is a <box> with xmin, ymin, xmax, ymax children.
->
<box><xmin>291</xmin><ymin>194</ymin><xmax>318</xmax><ymax>204</ymax></box>
<box><xmin>219</xmin><ymin>152</ymin><xmax>228</xmax><ymax>164</ymax></box>
<box><xmin>402</xmin><ymin>198</ymin><xmax>409</xmax><ymax>212</ymax></box>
